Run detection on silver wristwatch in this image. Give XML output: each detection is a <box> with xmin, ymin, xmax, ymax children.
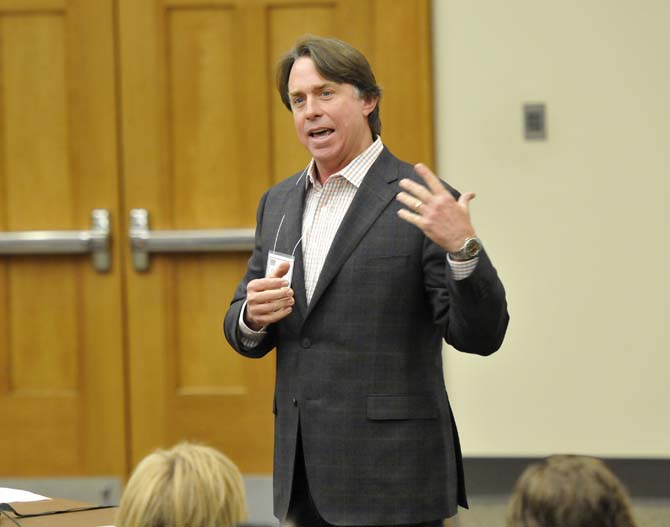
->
<box><xmin>449</xmin><ymin>237</ymin><xmax>482</xmax><ymax>261</ymax></box>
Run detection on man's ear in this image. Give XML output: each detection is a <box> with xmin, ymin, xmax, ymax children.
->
<box><xmin>362</xmin><ymin>96</ymin><xmax>378</xmax><ymax>117</ymax></box>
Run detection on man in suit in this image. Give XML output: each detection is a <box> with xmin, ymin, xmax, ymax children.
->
<box><xmin>224</xmin><ymin>36</ymin><xmax>509</xmax><ymax>527</ymax></box>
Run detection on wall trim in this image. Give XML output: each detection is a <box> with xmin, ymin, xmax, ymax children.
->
<box><xmin>463</xmin><ymin>457</ymin><xmax>669</xmax><ymax>498</ymax></box>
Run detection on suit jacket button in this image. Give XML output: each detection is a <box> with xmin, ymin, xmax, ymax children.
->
<box><xmin>292</xmin><ymin>398</ymin><xmax>298</xmax><ymax>407</ymax></box>
<box><xmin>301</xmin><ymin>337</ymin><xmax>311</xmax><ymax>348</ymax></box>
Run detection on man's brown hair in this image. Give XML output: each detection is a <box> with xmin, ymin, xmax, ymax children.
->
<box><xmin>506</xmin><ymin>455</ymin><xmax>638</xmax><ymax>527</ymax></box>
<box><xmin>276</xmin><ymin>35</ymin><xmax>382</xmax><ymax>138</ymax></box>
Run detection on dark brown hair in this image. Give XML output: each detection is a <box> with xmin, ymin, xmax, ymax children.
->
<box><xmin>506</xmin><ymin>455</ymin><xmax>638</xmax><ymax>527</ymax></box>
<box><xmin>276</xmin><ymin>35</ymin><xmax>382</xmax><ymax>138</ymax></box>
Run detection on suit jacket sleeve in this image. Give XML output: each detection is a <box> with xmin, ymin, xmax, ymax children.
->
<box><xmin>423</xmin><ymin>232</ymin><xmax>509</xmax><ymax>355</ymax></box>
<box><xmin>223</xmin><ymin>190</ymin><xmax>278</xmax><ymax>358</ymax></box>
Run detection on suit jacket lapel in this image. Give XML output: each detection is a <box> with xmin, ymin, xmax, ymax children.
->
<box><xmin>282</xmin><ymin>175</ymin><xmax>309</xmax><ymax>320</ymax></box>
<box><xmin>305</xmin><ymin>148</ymin><xmax>399</xmax><ymax>319</ymax></box>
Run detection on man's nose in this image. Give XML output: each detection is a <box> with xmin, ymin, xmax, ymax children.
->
<box><xmin>304</xmin><ymin>97</ymin><xmax>322</xmax><ymax>119</ymax></box>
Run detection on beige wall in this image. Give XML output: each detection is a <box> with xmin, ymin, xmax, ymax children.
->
<box><xmin>434</xmin><ymin>0</ymin><xmax>670</xmax><ymax>457</ymax></box>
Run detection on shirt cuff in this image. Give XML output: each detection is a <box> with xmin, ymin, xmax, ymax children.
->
<box><xmin>446</xmin><ymin>254</ymin><xmax>479</xmax><ymax>281</ymax></box>
<box><xmin>238</xmin><ymin>300</ymin><xmax>267</xmax><ymax>348</ymax></box>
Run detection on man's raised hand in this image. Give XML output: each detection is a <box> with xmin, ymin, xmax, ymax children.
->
<box><xmin>396</xmin><ymin>163</ymin><xmax>476</xmax><ymax>252</ymax></box>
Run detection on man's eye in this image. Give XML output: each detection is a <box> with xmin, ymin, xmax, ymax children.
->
<box><xmin>321</xmin><ymin>90</ymin><xmax>333</xmax><ymax>97</ymax></box>
<box><xmin>291</xmin><ymin>97</ymin><xmax>304</xmax><ymax>106</ymax></box>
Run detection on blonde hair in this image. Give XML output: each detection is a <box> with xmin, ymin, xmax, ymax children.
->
<box><xmin>116</xmin><ymin>442</ymin><xmax>248</xmax><ymax>527</ymax></box>
<box><xmin>506</xmin><ymin>455</ymin><xmax>638</xmax><ymax>527</ymax></box>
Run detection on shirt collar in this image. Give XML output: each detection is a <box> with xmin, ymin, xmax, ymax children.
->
<box><xmin>305</xmin><ymin>136</ymin><xmax>384</xmax><ymax>190</ymax></box>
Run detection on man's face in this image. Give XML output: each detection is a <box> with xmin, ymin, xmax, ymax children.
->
<box><xmin>287</xmin><ymin>57</ymin><xmax>377</xmax><ymax>179</ymax></box>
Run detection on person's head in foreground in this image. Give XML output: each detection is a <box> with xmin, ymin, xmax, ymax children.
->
<box><xmin>506</xmin><ymin>454</ymin><xmax>638</xmax><ymax>527</ymax></box>
<box><xmin>116</xmin><ymin>441</ymin><xmax>248</xmax><ymax>527</ymax></box>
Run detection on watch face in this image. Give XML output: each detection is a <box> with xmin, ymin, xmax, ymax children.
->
<box><xmin>465</xmin><ymin>239</ymin><xmax>481</xmax><ymax>257</ymax></box>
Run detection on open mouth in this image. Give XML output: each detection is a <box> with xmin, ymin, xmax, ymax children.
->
<box><xmin>309</xmin><ymin>128</ymin><xmax>334</xmax><ymax>138</ymax></box>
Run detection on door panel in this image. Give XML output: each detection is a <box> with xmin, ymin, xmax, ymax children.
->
<box><xmin>119</xmin><ymin>0</ymin><xmax>277</xmax><ymax>472</ymax></box>
<box><xmin>119</xmin><ymin>0</ymin><xmax>433</xmax><ymax>473</ymax></box>
<box><xmin>372</xmin><ymin>0</ymin><xmax>434</xmax><ymax>165</ymax></box>
<box><xmin>0</xmin><ymin>0</ymin><xmax>125</xmax><ymax>475</ymax></box>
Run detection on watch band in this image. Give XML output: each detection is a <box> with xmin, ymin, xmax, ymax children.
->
<box><xmin>448</xmin><ymin>237</ymin><xmax>482</xmax><ymax>261</ymax></box>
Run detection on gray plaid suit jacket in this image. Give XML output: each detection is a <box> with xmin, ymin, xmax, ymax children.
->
<box><xmin>224</xmin><ymin>147</ymin><xmax>509</xmax><ymax>525</ymax></box>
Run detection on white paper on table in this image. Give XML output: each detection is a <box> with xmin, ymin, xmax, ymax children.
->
<box><xmin>0</xmin><ymin>487</ymin><xmax>49</xmax><ymax>504</ymax></box>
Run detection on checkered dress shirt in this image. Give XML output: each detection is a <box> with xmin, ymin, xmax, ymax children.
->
<box><xmin>302</xmin><ymin>137</ymin><xmax>384</xmax><ymax>303</ymax></box>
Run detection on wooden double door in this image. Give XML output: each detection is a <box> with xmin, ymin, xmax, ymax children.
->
<box><xmin>0</xmin><ymin>0</ymin><xmax>434</xmax><ymax>478</ymax></box>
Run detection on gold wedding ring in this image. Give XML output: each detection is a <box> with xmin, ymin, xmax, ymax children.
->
<box><xmin>414</xmin><ymin>200</ymin><xmax>423</xmax><ymax>212</ymax></box>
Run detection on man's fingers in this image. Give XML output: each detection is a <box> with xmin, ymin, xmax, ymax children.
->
<box><xmin>247</xmin><ymin>277</ymin><xmax>289</xmax><ymax>293</ymax></box>
<box><xmin>413</xmin><ymin>163</ymin><xmax>447</xmax><ymax>196</ymax></box>
<box><xmin>460</xmin><ymin>191</ymin><xmax>476</xmax><ymax>206</ymax></box>
<box><xmin>268</xmin><ymin>261</ymin><xmax>291</xmax><ymax>278</ymax></box>
<box><xmin>248</xmin><ymin>261</ymin><xmax>291</xmax><ymax>293</ymax></box>
<box><xmin>396</xmin><ymin>191</ymin><xmax>428</xmax><ymax>213</ymax></box>
<box><xmin>398</xmin><ymin>163</ymin><xmax>458</xmax><ymax>208</ymax></box>
<box><xmin>251</xmin><ymin>305</ymin><xmax>293</xmax><ymax>327</ymax></box>
<box><xmin>249</xmin><ymin>295</ymin><xmax>294</xmax><ymax>314</ymax></box>
<box><xmin>246</xmin><ymin>288</ymin><xmax>294</xmax><ymax>323</ymax></box>
<box><xmin>398</xmin><ymin>178</ymin><xmax>433</xmax><ymax>203</ymax></box>
<box><xmin>396</xmin><ymin>207</ymin><xmax>424</xmax><ymax>228</ymax></box>
<box><xmin>249</xmin><ymin>287</ymin><xmax>293</xmax><ymax>305</ymax></box>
